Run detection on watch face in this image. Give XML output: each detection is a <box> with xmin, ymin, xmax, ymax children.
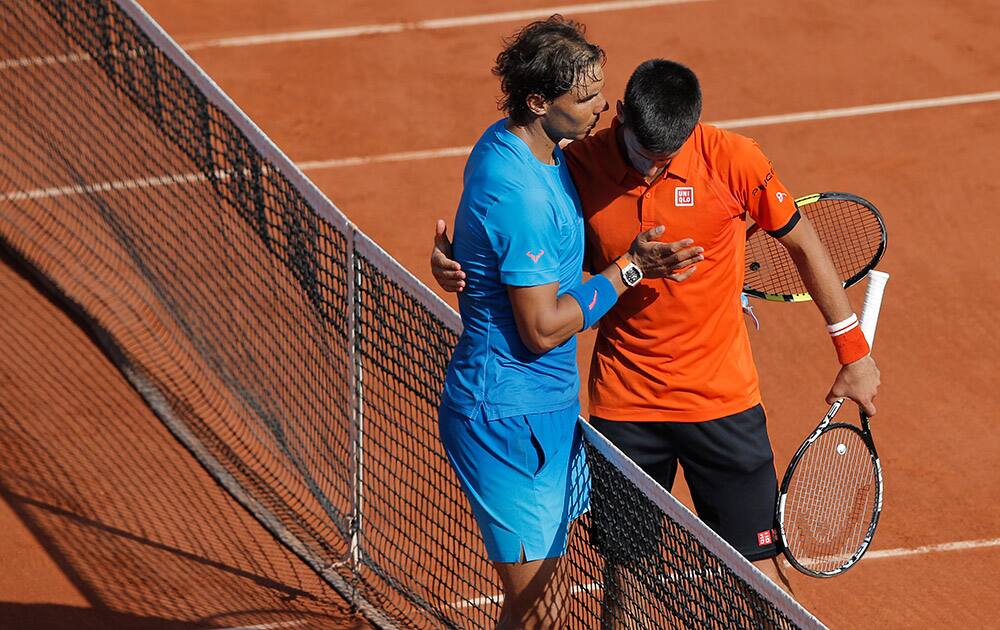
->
<box><xmin>623</xmin><ymin>265</ymin><xmax>642</xmax><ymax>286</ymax></box>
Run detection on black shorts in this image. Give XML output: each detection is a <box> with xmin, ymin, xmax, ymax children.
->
<box><xmin>590</xmin><ymin>405</ymin><xmax>780</xmax><ymax>561</ymax></box>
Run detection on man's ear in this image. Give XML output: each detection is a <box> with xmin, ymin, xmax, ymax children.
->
<box><xmin>615</xmin><ymin>100</ymin><xmax>626</xmax><ymax>124</ymax></box>
<box><xmin>526</xmin><ymin>93</ymin><xmax>548</xmax><ymax>117</ymax></box>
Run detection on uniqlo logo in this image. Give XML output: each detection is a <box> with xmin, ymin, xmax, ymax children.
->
<box><xmin>757</xmin><ymin>529</ymin><xmax>774</xmax><ymax>546</ymax></box>
<box><xmin>675</xmin><ymin>187</ymin><xmax>694</xmax><ymax>206</ymax></box>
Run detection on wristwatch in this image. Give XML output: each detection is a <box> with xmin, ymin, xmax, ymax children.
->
<box><xmin>614</xmin><ymin>255</ymin><xmax>644</xmax><ymax>287</ymax></box>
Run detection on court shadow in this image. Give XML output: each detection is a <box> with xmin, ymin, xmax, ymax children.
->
<box><xmin>0</xmin><ymin>602</ymin><xmax>197</xmax><ymax>630</ymax></box>
<box><xmin>0</xmin><ymin>253</ymin><xmax>369</xmax><ymax>627</ymax></box>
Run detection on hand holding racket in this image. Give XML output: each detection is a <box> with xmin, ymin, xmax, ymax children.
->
<box><xmin>777</xmin><ymin>270</ymin><xmax>889</xmax><ymax>577</ymax></box>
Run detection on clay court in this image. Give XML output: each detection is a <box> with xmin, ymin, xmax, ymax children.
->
<box><xmin>1</xmin><ymin>1</ymin><xmax>998</xmax><ymax>628</ymax></box>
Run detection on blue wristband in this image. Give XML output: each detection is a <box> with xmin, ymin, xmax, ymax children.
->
<box><xmin>566</xmin><ymin>274</ymin><xmax>618</xmax><ymax>331</ymax></box>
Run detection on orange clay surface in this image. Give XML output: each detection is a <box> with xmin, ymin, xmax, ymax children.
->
<box><xmin>2</xmin><ymin>1</ymin><xmax>999</xmax><ymax>628</ymax></box>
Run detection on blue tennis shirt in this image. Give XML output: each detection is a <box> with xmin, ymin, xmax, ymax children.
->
<box><xmin>442</xmin><ymin>119</ymin><xmax>585</xmax><ymax>420</ymax></box>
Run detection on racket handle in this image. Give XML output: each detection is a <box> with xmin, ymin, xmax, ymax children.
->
<box><xmin>859</xmin><ymin>270</ymin><xmax>890</xmax><ymax>349</ymax></box>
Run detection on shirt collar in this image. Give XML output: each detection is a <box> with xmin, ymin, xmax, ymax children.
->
<box><xmin>664</xmin><ymin>124</ymin><xmax>697</xmax><ymax>182</ymax></box>
<box><xmin>609</xmin><ymin>118</ymin><xmax>698</xmax><ymax>185</ymax></box>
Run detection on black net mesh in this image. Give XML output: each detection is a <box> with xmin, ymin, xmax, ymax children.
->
<box><xmin>0</xmin><ymin>1</ymin><xmax>825</xmax><ymax>628</ymax></box>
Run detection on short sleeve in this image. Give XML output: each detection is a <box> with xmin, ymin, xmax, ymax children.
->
<box><xmin>722</xmin><ymin>135</ymin><xmax>798</xmax><ymax>235</ymax></box>
<box><xmin>483</xmin><ymin>187</ymin><xmax>562</xmax><ymax>286</ymax></box>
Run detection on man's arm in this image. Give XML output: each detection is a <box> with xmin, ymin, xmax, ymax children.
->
<box><xmin>431</xmin><ymin>220</ymin><xmax>703</xmax><ymax>294</ymax></box>
<box><xmin>510</xmin><ymin>224</ymin><xmax>702</xmax><ymax>353</ymax></box>
<box><xmin>776</xmin><ymin>216</ymin><xmax>881</xmax><ymax>415</ymax></box>
<box><xmin>507</xmin><ymin>262</ymin><xmax>629</xmax><ymax>354</ymax></box>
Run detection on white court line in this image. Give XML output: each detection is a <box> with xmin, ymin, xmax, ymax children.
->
<box><xmin>0</xmin><ymin>172</ymin><xmax>207</xmax><ymax>203</ymax></box>
<box><xmin>711</xmin><ymin>91</ymin><xmax>1000</xmax><ymax>129</ymax></box>
<box><xmin>3</xmin><ymin>90</ymin><xmax>996</xmax><ymax>202</ymax></box>
<box><xmin>0</xmin><ymin>47</ymin><xmax>150</xmax><ymax>73</ymax></box>
<box><xmin>297</xmin><ymin>91</ymin><xmax>1000</xmax><ymax>172</ymax></box>
<box><xmin>0</xmin><ymin>167</ymin><xmax>263</xmax><ymax>203</ymax></box>
<box><xmin>297</xmin><ymin>146</ymin><xmax>474</xmax><ymax>171</ymax></box>
<box><xmin>0</xmin><ymin>1</ymin><xmax>706</xmax><ymax>70</ymax></box>
<box><xmin>455</xmin><ymin>580</ymin><xmax>602</xmax><ymax>609</ymax></box>
<box><xmin>863</xmin><ymin>537</ymin><xmax>1000</xmax><ymax>560</ymax></box>
<box><xmin>182</xmin><ymin>0</ymin><xmax>708</xmax><ymax>50</ymax></box>
<box><xmin>451</xmin><ymin>537</ymin><xmax>1000</xmax><ymax>610</ymax></box>
<box><xmin>0</xmin><ymin>51</ymin><xmax>90</xmax><ymax>71</ymax></box>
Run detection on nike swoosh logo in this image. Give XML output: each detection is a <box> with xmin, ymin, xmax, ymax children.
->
<box><xmin>526</xmin><ymin>249</ymin><xmax>545</xmax><ymax>263</ymax></box>
<box><xmin>588</xmin><ymin>290</ymin><xmax>598</xmax><ymax>310</ymax></box>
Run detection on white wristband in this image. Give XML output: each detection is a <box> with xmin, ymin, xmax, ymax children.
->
<box><xmin>827</xmin><ymin>313</ymin><xmax>859</xmax><ymax>337</ymax></box>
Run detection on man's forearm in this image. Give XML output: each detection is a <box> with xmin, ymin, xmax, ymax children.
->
<box><xmin>509</xmin><ymin>259</ymin><xmax>630</xmax><ymax>354</ymax></box>
<box><xmin>780</xmin><ymin>219</ymin><xmax>853</xmax><ymax>326</ymax></box>
<box><xmin>778</xmin><ymin>217</ymin><xmax>879</xmax><ymax>410</ymax></box>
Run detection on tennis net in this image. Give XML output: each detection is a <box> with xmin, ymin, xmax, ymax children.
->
<box><xmin>0</xmin><ymin>1</ymin><xmax>825</xmax><ymax>628</ymax></box>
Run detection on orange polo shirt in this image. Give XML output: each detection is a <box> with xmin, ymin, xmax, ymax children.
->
<box><xmin>564</xmin><ymin>120</ymin><xmax>798</xmax><ymax>422</ymax></box>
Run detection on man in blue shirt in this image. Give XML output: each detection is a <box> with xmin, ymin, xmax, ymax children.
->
<box><xmin>442</xmin><ymin>119</ymin><xmax>587</xmax><ymax>421</ymax></box>
<box><xmin>437</xmin><ymin>16</ymin><xmax>701</xmax><ymax>629</ymax></box>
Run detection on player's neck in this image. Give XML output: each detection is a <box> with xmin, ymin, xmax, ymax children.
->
<box><xmin>506</xmin><ymin>119</ymin><xmax>557</xmax><ymax>165</ymax></box>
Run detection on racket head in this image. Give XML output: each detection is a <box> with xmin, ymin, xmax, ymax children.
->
<box><xmin>777</xmin><ymin>422</ymin><xmax>883</xmax><ymax>577</ymax></box>
<box><xmin>744</xmin><ymin>192</ymin><xmax>887</xmax><ymax>302</ymax></box>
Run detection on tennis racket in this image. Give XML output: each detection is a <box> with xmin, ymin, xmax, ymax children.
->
<box><xmin>744</xmin><ymin>192</ymin><xmax>887</xmax><ymax>302</ymax></box>
<box><xmin>776</xmin><ymin>269</ymin><xmax>889</xmax><ymax>577</ymax></box>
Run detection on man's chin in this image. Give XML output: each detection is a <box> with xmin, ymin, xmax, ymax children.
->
<box><xmin>574</xmin><ymin>124</ymin><xmax>599</xmax><ymax>140</ymax></box>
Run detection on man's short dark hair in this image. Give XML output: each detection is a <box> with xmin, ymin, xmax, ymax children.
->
<box><xmin>623</xmin><ymin>59</ymin><xmax>702</xmax><ymax>154</ymax></box>
<box><xmin>493</xmin><ymin>15</ymin><xmax>605</xmax><ymax>125</ymax></box>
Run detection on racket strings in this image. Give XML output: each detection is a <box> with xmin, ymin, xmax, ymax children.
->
<box><xmin>813</xmin><ymin>199</ymin><xmax>883</xmax><ymax>281</ymax></box>
<box><xmin>787</xmin><ymin>432</ymin><xmax>874</xmax><ymax>564</ymax></box>
<box><xmin>745</xmin><ymin>197</ymin><xmax>883</xmax><ymax>297</ymax></box>
<box><xmin>783</xmin><ymin>427</ymin><xmax>877</xmax><ymax>573</ymax></box>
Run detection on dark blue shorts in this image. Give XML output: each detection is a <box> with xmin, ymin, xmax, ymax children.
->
<box><xmin>590</xmin><ymin>404</ymin><xmax>780</xmax><ymax>561</ymax></box>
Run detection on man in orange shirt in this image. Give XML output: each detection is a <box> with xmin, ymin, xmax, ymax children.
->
<box><xmin>433</xmin><ymin>59</ymin><xmax>879</xmax><ymax>589</ymax></box>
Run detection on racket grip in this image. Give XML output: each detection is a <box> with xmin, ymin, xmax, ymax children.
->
<box><xmin>859</xmin><ymin>270</ymin><xmax>889</xmax><ymax>349</ymax></box>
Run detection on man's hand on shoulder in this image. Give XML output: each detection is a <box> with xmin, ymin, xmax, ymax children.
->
<box><xmin>431</xmin><ymin>219</ymin><xmax>466</xmax><ymax>293</ymax></box>
<box><xmin>827</xmin><ymin>354</ymin><xmax>880</xmax><ymax>416</ymax></box>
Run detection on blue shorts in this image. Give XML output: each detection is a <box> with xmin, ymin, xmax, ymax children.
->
<box><xmin>439</xmin><ymin>402</ymin><xmax>590</xmax><ymax>563</ymax></box>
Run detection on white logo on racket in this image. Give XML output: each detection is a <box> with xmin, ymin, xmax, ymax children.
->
<box><xmin>675</xmin><ymin>187</ymin><xmax>694</xmax><ymax>206</ymax></box>
<box><xmin>776</xmin><ymin>191</ymin><xmax>787</xmax><ymax>203</ymax></box>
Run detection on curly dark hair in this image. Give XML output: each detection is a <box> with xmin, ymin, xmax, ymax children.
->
<box><xmin>493</xmin><ymin>15</ymin><xmax>605</xmax><ymax>125</ymax></box>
